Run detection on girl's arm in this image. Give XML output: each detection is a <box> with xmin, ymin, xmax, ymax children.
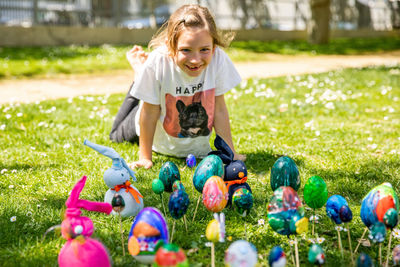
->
<box><xmin>130</xmin><ymin>102</ymin><xmax>160</xmax><ymax>169</ymax></box>
<box><xmin>214</xmin><ymin>94</ymin><xmax>246</xmax><ymax>161</ymax></box>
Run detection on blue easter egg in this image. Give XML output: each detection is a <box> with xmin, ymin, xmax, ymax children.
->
<box><xmin>168</xmin><ymin>190</ymin><xmax>190</xmax><ymax>220</ymax></box>
<box><xmin>326</xmin><ymin>195</ymin><xmax>350</xmax><ymax>225</ymax></box>
<box><xmin>268</xmin><ymin>246</ymin><xmax>286</xmax><ymax>267</ymax></box>
<box><xmin>186</xmin><ymin>154</ymin><xmax>196</xmax><ymax>168</ymax></box>
<box><xmin>193</xmin><ymin>155</ymin><xmax>224</xmax><ymax>193</ymax></box>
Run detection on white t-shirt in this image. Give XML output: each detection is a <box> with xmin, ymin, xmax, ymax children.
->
<box><xmin>130</xmin><ymin>46</ymin><xmax>241</xmax><ymax>158</ymax></box>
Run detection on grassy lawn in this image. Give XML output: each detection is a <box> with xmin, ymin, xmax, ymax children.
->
<box><xmin>0</xmin><ymin>37</ymin><xmax>399</xmax><ymax>79</ymax></box>
<box><xmin>0</xmin><ymin>63</ymin><xmax>399</xmax><ymax>266</ymax></box>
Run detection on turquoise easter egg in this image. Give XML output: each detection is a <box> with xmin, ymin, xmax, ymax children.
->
<box><xmin>193</xmin><ymin>155</ymin><xmax>224</xmax><ymax>193</ymax></box>
<box><xmin>159</xmin><ymin>162</ymin><xmax>180</xmax><ymax>192</ymax></box>
<box><xmin>270</xmin><ymin>156</ymin><xmax>300</xmax><ymax>191</ymax></box>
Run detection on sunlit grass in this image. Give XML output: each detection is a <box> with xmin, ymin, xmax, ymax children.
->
<box><xmin>0</xmin><ymin>37</ymin><xmax>399</xmax><ymax>79</ymax></box>
<box><xmin>0</xmin><ymin>64</ymin><xmax>399</xmax><ymax>266</ymax></box>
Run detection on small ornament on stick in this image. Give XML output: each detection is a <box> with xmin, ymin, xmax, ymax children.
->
<box><xmin>268</xmin><ymin>246</ymin><xmax>286</xmax><ymax>267</ymax></box>
<box><xmin>152</xmin><ymin>178</ymin><xmax>166</xmax><ymax>215</ymax></box>
<box><xmin>168</xmin><ymin>181</ymin><xmax>190</xmax><ymax>241</ymax></box>
<box><xmin>111</xmin><ymin>193</ymin><xmax>126</xmax><ymax>256</ymax></box>
<box><xmin>308</xmin><ymin>244</ymin><xmax>325</xmax><ymax>266</ymax></box>
<box><xmin>268</xmin><ymin>186</ymin><xmax>308</xmax><ymax>267</ymax></box>
<box><xmin>225</xmin><ymin>240</ymin><xmax>258</xmax><ymax>267</ymax></box>
<box><xmin>303</xmin><ymin>176</ymin><xmax>328</xmax><ymax>236</ymax></box>
<box><xmin>192</xmin><ymin>155</ymin><xmax>224</xmax><ymax>221</ymax></box>
<box><xmin>205</xmin><ymin>213</ymin><xmax>225</xmax><ymax>267</ymax></box>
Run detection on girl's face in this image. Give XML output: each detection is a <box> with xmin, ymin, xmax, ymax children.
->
<box><xmin>174</xmin><ymin>27</ymin><xmax>215</xmax><ymax>77</ymax></box>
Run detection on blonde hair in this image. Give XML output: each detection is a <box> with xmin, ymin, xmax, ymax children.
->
<box><xmin>149</xmin><ymin>4</ymin><xmax>235</xmax><ymax>55</ymax></box>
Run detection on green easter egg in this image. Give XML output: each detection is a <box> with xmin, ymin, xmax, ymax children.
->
<box><xmin>193</xmin><ymin>155</ymin><xmax>224</xmax><ymax>193</ymax></box>
<box><xmin>232</xmin><ymin>188</ymin><xmax>253</xmax><ymax>216</ymax></box>
<box><xmin>308</xmin><ymin>244</ymin><xmax>325</xmax><ymax>265</ymax></box>
<box><xmin>152</xmin><ymin>179</ymin><xmax>164</xmax><ymax>194</ymax></box>
<box><xmin>159</xmin><ymin>161</ymin><xmax>181</xmax><ymax>192</ymax></box>
<box><xmin>304</xmin><ymin>176</ymin><xmax>328</xmax><ymax>209</ymax></box>
<box><xmin>384</xmin><ymin>208</ymin><xmax>398</xmax><ymax>229</ymax></box>
<box><xmin>270</xmin><ymin>156</ymin><xmax>300</xmax><ymax>191</ymax></box>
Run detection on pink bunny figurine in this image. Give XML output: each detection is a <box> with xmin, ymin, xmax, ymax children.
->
<box><xmin>58</xmin><ymin>176</ymin><xmax>113</xmax><ymax>267</ymax></box>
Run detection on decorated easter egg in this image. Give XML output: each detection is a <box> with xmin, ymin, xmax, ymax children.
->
<box><xmin>152</xmin><ymin>179</ymin><xmax>164</xmax><ymax>195</ymax></box>
<box><xmin>128</xmin><ymin>207</ymin><xmax>168</xmax><ymax>264</ymax></box>
<box><xmin>58</xmin><ymin>237</ymin><xmax>111</xmax><ymax>267</ymax></box>
<box><xmin>361</xmin><ymin>182</ymin><xmax>399</xmax><ymax>228</ymax></box>
<box><xmin>186</xmin><ymin>154</ymin><xmax>196</xmax><ymax>168</ymax></box>
<box><xmin>392</xmin><ymin>245</ymin><xmax>400</xmax><ymax>265</ymax></box>
<box><xmin>326</xmin><ymin>195</ymin><xmax>351</xmax><ymax>225</ymax></box>
<box><xmin>172</xmin><ymin>180</ymin><xmax>185</xmax><ymax>192</ymax></box>
<box><xmin>225</xmin><ymin>240</ymin><xmax>258</xmax><ymax>267</ymax></box>
<box><xmin>270</xmin><ymin>156</ymin><xmax>300</xmax><ymax>191</ymax></box>
<box><xmin>111</xmin><ymin>193</ymin><xmax>125</xmax><ymax>213</ymax></box>
<box><xmin>168</xmin><ymin>189</ymin><xmax>190</xmax><ymax>220</ymax></box>
<box><xmin>384</xmin><ymin>208</ymin><xmax>398</xmax><ymax>229</ymax></box>
<box><xmin>159</xmin><ymin>162</ymin><xmax>181</xmax><ymax>193</ymax></box>
<box><xmin>232</xmin><ymin>188</ymin><xmax>254</xmax><ymax>216</ymax></box>
<box><xmin>105</xmin><ymin>186</ymin><xmax>144</xmax><ymax>217</ymax></box>
<box><xmin>304</xmin><ymin>176</ymin><xmax>328</xmax><ymax>209</ymax></box>
<box><xmin>202</xmin><ymin>176</ymin><xmax>228</xmax><ymax>213</ymax></box>
<box><xmin>206</xmin><ymin>218</ymin><xmax>220</xmax><ymax>243</ymax></box>
<box><xmin>193</xmin><ymin>155</ymin><xmax>224</xmax><ymax>193</ymax></box>
<box><xmin>153</xmin><ymin>243</ymin><xmax>189</xmax><ymax>267</ymax></box>
<box><xmin>368</xmin><ymin>221</ymin><xmax>386</xmax><ymax>243</ymax></box>
<box><xmin>356</xmin><ymin>253</ymin><xmax>373</xmax><ymax>267</ymax></box>
<box><xmin>268</xmin><ymin>186</ymin><xmax>308</xmax><ymax>236</ymax></box>
<box><xmin>308</xmin><ymin>244</ymin><xmax>325</xmax><ymax>265</ymax></box>
<box><xmin>268</xmin><ymin>246</ymin><xmax>286</xmax><ymax>267</ymax></box>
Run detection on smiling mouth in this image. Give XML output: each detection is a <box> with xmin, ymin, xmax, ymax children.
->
<box><xmin>186</xmin><ymin>65</ymin><xmax>201</xmax><ymax>71</ymax></box>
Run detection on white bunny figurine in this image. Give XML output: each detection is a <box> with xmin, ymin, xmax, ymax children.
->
<box><xmin>84</xmin><ymin>139</ymin><xmax>144</xmax><ymax>217</ymax></box>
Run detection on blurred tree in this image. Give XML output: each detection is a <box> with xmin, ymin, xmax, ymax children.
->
<box><xmin>331</xmin><ymin>0</ymin><xmax>356</xmax><ymax>28</ymax></box>
<box><xmin>387</xmin><ymin>0</ymin><xmax>400</xmax><ymax>29</ymax></box>
<box><xmin>355</xmin><ymin>0</ymin><xmax>371</xmax><ymax>28</ymax></box>
<box><xmin>141</xmin><ymin>0</ymin><xmax>169</xmax><ymax>29</ymax></box>
<box><xmin>308</xmin><ymin>0</ymin><xmax>331</xmax><ymax>44</ymax></box>
<box><xmin>228</xmin><ymin>0</ymin><xmax>271</xmax><ymax>29</ymax></box>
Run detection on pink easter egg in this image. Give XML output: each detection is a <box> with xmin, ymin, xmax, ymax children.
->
<box><xmin>202</xmin><ymin>176</ymin><xmax>228</xmax><ymax>212</ymax></box>
<box><xmin>58</xmin><ymin>237</ymin><xmax>111</xmax><ymax>267</ymax></box>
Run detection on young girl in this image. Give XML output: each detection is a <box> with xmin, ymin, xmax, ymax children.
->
<box><xmin>110</xmin><ymin>4</ymin><xmax>245</xmax><ymax>169</ymax></box>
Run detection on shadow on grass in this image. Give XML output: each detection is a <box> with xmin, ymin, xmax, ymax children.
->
<box><xmin>245</xmin><ymin>149</ymin><xmax>306</xmax><ymax>175</ymax></box>
<box><xmin>0</xmin><ymin>162</ymin><xmax>63</xmax><ymax>173</ymax></box>
<box><xmin>303</xmin><ymin>157</ymin><xmax>400</xmax><ymax>201</ymax></box>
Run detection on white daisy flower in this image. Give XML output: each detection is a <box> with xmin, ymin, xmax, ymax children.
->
<box><xmin>392</xmin><ymin>228</ymin><xmax>400</xmax><ymax>239</ymax></box>
<box><xmin>10</xmin><ymin>216</ymin><xmax>16</xmax><ymax>222</ymax></box>
<box><xmin>258</xmin><ymin>219</ymin><xmax>265</xmax><ymax>226</ymax></box>
<box><xmin>335</xmin><ymin>226</ymin><xmax>343</xmax><ymax>231</ymax></box>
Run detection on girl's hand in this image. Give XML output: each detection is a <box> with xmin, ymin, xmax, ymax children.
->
<box><xmin>126</xmin><ymin>45</ymin><xmax>148</xmax><ymax>74</ymax></box>
<box><xmin>129</xmin><ymin>159</ymin><xmax>153</xmax><ymax>169</ymax></box>
<box><xmin>234</xmin><ymin>153</ymin><xmax>247</xmax><ymax>161</ymax></box>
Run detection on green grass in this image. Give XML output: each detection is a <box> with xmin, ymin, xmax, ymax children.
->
<box><xmin>0</xmin><ymin>64</ymin><xmax>399</xmax><ymax>266</ymax></box>
<box><xmin>1</xmin><ymin>37</ymin><xmax>399</xmax><ymax>79</ymax></box>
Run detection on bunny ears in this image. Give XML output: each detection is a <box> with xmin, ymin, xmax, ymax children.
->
<box><xmin>84</xmin><ymin>139</ymin><xmax>136</xmax><ymax>181</ymax></box>
<box><xmin>208</xmin><ymin>135</ymin><xmax>234</xmax><ymax>164</ymax></box>
<box><xmin>66</xmin><ymin>176</ymin><xmax>112</xmax><ymax>214</ymax></box>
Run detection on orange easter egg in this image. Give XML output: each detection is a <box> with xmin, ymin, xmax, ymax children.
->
<box><xmin>202</xmin><ymin>176</ymin><xmax>228</xmax><ymax>212</ymax></box>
